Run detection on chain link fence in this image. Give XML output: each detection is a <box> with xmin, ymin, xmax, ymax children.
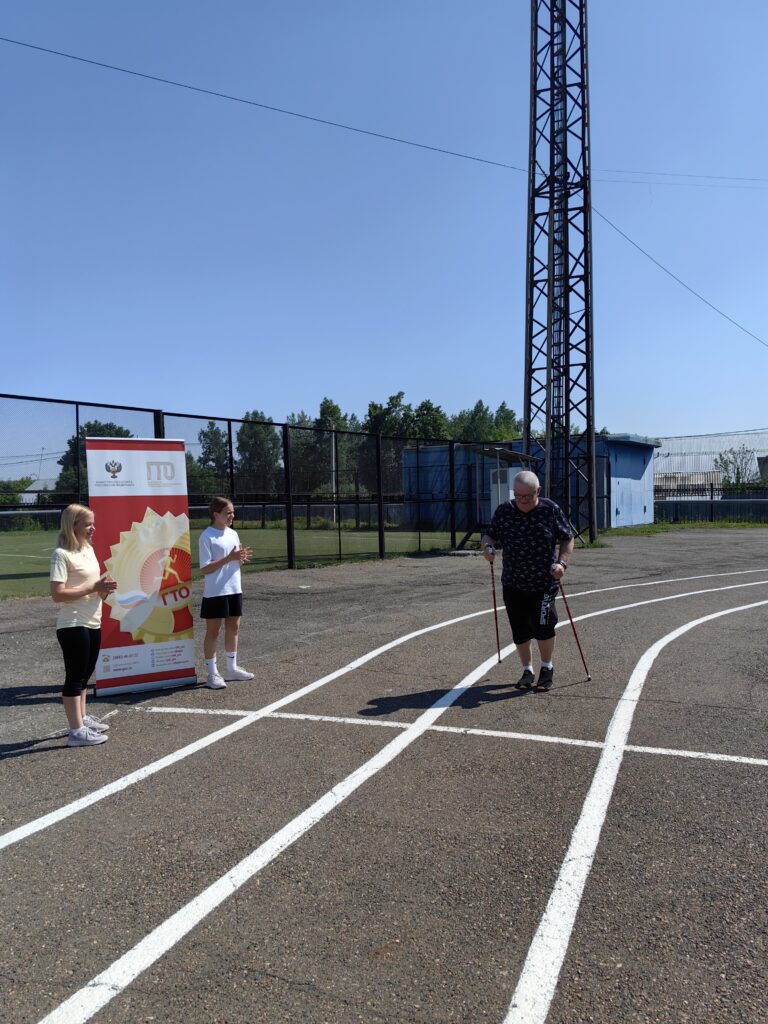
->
<box><xmin>0</xmin><ymin>393</ymin><xmax>531</xmax><ymax>596</ymax></box>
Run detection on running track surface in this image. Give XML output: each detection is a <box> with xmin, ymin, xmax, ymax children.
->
<box><xmin>1</xmin><ymin>529</ymin><xmax>766</xmax><ymax>1023</ymax></box>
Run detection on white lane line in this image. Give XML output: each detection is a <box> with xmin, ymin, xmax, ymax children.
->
<box><xmin>567</xmin><ymin>567</ymin><xmax>768</xmax><ymax>599</ymax></box>
<box><xmin>7</xmin><ymin>577</ymin><xmax>767</xmax><ymax>855</ymax></box>
<box><xmin>32</xmin><ymin>589</ymin><xmax>768</xmax><ymax>1023</ymax></box>
<box><xmin>0</xmin><ymin>713</ymin><xmax>261</xmax><ymax>853</ymax></box>
<box><xmin>0</xmin><ymin>608</ymin><xmax>488</xmax><ymax>853</ymax></box>
<box><xmin>265</xmin><ymin>712</ymin><xmax>768</xmax><ymax>765</ymax></box>
<box><xmin>144</xmin><ymin>707</ymin><xmax>249</xmax><ymax>717</ymax></box>
<box><xmin>625</xmin><ymin>745</ymin><xmax>768</xmax><ymax>767</ymax></box>
<box><xmin>35</xmin><ymin>646</ymin><xmax>511</xmax><ymax>1024</ymax></box>
<box><xmin>502</xmin><ymin>597</ymin><xmax>768</xmax><ymax>1024</ymax></box>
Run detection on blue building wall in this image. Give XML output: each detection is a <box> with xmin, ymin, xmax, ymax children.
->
<box><xmin>401</xmin><ymin>434</ymin><xmax>658</xmax><ymax>531</ymax></box>
<box><xmin>603</xmin><ymin>439</ymin><xmax>656</xmax><ymax>527</ymax></box>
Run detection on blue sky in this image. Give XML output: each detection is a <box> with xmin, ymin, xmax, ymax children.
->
<box><xmin>2</xmin><ymin>1</ymin><xmax>766</xmax><ymax>441</ymax></box>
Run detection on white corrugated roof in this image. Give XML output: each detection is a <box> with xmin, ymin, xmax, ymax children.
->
<box><xmin>653</xmin><ymin>429</ymin><xmax>768</xmax><ymax>476</ymax></box>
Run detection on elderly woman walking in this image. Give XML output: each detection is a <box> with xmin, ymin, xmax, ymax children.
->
<box><xmin>50</xmin><ymin>504</ymin><xmax>117</xmax><ymax>746</ymax></box>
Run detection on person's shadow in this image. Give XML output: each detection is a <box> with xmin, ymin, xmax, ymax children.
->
<box><xmin>0</xmin><ymin>683</ymin><xmax>63</xmax><ymax>708</ymax></box>
<box><xmin>359</xmin><ymin>680</ymin><xmax>532</xmax><ymax>716</ymax></box>
<box><xmin>0</xmin><ymin>736</ymin><xmax>69</xmax><ymax>761</ymax></box>
<box><xmin>0</xmin><ymin>682</ymin><xmax>199</xmax><ymax>760</ymax></box>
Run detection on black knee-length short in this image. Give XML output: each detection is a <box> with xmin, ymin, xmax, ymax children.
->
<box><xmin>56</xmin><ymin>626</ymin><xmax>101</xmax><ymax>696</ymax></box>
<box><xmin>502</xmin><ymin>587</ymin><xmax>558</xmax><ymax>643</ymax></box>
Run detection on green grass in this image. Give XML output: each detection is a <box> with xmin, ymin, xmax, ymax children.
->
<box><xmin>0</xmin><ymin>527</ymin><xmax>454</xmax><ymax>598</ymax></box>
<box><xmin>602</xmin><ymin>520</ymin><xmax>768</xmax><ymax>538</ymax></box>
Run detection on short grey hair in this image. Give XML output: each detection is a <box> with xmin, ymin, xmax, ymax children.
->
<box><xmin>513</xmin><ymin>470</ymin><xmax>540</xmax><ymax>491</ymax></box>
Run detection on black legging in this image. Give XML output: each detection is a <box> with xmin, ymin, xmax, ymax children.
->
<box><xmin>56</xmin><ymin>627</ymin><xmax>101</xmax><ymax>697</ymax></box>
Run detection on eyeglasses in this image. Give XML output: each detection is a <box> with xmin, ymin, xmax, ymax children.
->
<box><xmin>513</xmin><ymin>491</ymin><xmax>537</xmax><ymax>500</ymax></box>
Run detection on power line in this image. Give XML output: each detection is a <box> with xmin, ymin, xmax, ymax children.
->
<box><xmin>596</xmin><ymin>167</ymin><xmax>768</xmax><ymax>184</ymax></box>
<box><xmin>2</xmin><ymin>34</ymin><xmax>766</xmax><ymax>351</ymax></box>
<box><xmin>592</xmin><ymin>206</ymin><xmax>768</xmax><ymax>352</ymax></box>
<box><xmin>0</xmin><ymin>36</ymin><xmax>525</xmax><ymax>173</ymax></box>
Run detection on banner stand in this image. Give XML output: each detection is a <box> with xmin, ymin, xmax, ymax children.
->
<box><xmin>86</xmin><ymin>438</ymin><xmax>198</xmax><ymax>695</ymax></box>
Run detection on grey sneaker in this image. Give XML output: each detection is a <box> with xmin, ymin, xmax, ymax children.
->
<box><xmin>223</xmin><ymin>666</ymin><xmax>254</xmax><ymax>681</ymax></box>
<box><xmin>67</xmin><ymin>727</ymin><xmax>108</xmax><ymax>747</ymax></box>
<box><xmin>205</xmin><ymin>674</ymin><xmax>227</xmax><ymax>689</ymax></box>
<box><xmin>536</xmin><ymin>666</ymin><xmax>554</xmax><ymax>690</ymax></box>
<box><xmin>516</xmin><ymin>669</ymin><xmax>535</xmax><ymax>690</ymax></box>
<box><xmin>83</xmin><ymin>714</ymin><xmax>109</xmax><ymax>732</ymax></box>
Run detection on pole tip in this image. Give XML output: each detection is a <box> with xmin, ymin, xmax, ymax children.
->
<box><xmin>587</xmin><ymin>675</ymin><xmax>592</xmax><ymax>681</ymax></box>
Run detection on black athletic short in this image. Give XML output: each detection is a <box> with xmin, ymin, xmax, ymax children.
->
<box><xmin>502</xmin><ymin>587</ymin><xmax>558</xmax><ymax>643</ymax></box>
<box><xmin>200</xmin><ymin>593</ymin><xmax>243</xmax><ymax>619</ymax></box>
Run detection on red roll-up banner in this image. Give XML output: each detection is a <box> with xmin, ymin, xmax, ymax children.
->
<box><xmin>86</xmin><ymin>438</ymin><xmax>197</xmax><ymax>695</ymax></box>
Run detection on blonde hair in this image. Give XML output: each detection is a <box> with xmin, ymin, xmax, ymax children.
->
<box><xmin>57</xmin><ymin>504</ymin><xmax>93</xmax><ymax>551</ymax></box>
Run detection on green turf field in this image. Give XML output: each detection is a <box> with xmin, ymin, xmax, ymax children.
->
<box><xmin>0</xmin><ymin>527</ymin><xmax>453</xmax><ymax>598</ymax></box>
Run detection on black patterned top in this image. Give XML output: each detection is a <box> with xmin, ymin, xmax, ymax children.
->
<box><xmin>484</xmin><ymin>498</ymin><xmax>573</xmax><ymax>593</ymax></box>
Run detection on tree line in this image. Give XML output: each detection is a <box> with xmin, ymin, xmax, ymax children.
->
<box><xmin>25</xmin><ymin>393</ymin><xmax>523</xmax><ymax>503</ymax></box>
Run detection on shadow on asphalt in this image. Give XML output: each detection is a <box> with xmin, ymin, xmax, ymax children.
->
<box><xmin>0</xmin><ymin>735</ymin><xmax>67</xmax><ymax>761</ymax></box>
<box><xmin>0</xmin><ymin>683</ymin><xmax>63</xmax><ymax>707</ymax></box>
<box><xmin>359</xmin><ymin>681</ymin><xmax>535</xmax><ymax>716</ymax></box>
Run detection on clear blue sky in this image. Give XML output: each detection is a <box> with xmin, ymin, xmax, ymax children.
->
<box><xmin>2</xmin><ymin>0</ymin><xmax>766</xmax><ymax>439</ymax></box>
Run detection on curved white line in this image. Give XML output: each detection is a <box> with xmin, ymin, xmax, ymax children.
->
<box><xmin>3</xmin><ymin>577</ymin><xmax>768</xmax><ymax>853</ymax></box>
<box><xmin>503</xmin><ymin>598</ymin><xmax>768</xmax><ymax>1024</ymax></box>
<box><xmin>36</xmin><ymin>644</ymin><xmax>508</xmax><ymax>1024</ymax></box>
<box><xmin>0</xmin><ymin>608</ymin><xmax>487</xmax><ymax>853</ymax></box>
<box><xmin>566</xmin><ymin>566</ymin><xmax>768</xmax><ymax>598</ymax></box>
<box><xmin>34</xmin><ymin>593</ymin><xmax>768</xmax><ymax>1024</ymax></box>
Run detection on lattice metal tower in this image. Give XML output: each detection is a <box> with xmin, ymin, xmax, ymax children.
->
<box><xmin>522</xmin><ymin>0</ymin><xmax>597</xmax><ymax>540</ymax></box>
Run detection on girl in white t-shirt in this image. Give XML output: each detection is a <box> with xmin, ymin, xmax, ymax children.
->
<box><xmin>50</xmin><ymin>504</ymin><xmax>117</xmax><ymax>747</ymax></box>
<box><xmin>198</xmin><ymin>497</ymin><xmax>253</xmax><ymax>688</ymax></box>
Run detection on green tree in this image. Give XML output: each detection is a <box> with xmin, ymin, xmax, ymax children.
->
<box><xmin>411</xmin><ymin>400</ymin><xmax>450</xmax><ymax>440</ymax></box>
<box><xmin>491</xmin><ymin>401</ymin><xmax>523</xmax><ymax>440</ymax></box>
<box><xmin>184</xmin><ymin>452</ymin><xmax>221</xmax><ymax>504</ymax></box>
<box><xmin>0</xmin><ymin>475</ymin><xmax>34</xmax><ymax>505</ymax></box>
<box><xmin>713</xmin><ymin>445</ymin><xmax>758</xmax><ymax>486</ymax></box>
<box><xmin>235</xmin><ymin>410</ymin><xmax>282</xmax><ymax>495</ymax></box>
<box><xmin>54</xmin><ymin>421</ymin><xmax>134</xmax><ymax>499</ymax></box>
<box><xmin>450</xmin><ymin>400</ymin><xmax>495</xmax><ymax>441</ymax></box>
<box><xmin>197</xmin><ymin>421</ymin><xmax>230</xmax><ymax>478</ymax></box>
<box><xmin>362</xmin><ymin>391</ymin><xmax>415</xmax><ymax>437</ymax></box>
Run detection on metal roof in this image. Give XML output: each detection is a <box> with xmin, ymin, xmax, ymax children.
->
<box><xmin>654</xmin><ymin>429</ymin><xmax>768</xmax><ymax>475</ymax></box>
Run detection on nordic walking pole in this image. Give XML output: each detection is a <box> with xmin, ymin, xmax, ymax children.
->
<box><xmin>558</xmin><ymin>581</ymin><xmax>591</xmax><ymax>680</ymax></box>
<box><xmin>489</xmin><ymin>556</ymin><xmax>502</xmax><ymax>664</ymax></box>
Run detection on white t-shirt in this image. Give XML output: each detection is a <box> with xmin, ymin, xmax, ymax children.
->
<box><xmin>50</xmin><ymin>545</ymin><xmax>103</xmax><ymax>629</ymax></box>
<box><xmin>199</xmin><ymin>525</ymin><xmax>243</xmax><ymax>599</ymax></box>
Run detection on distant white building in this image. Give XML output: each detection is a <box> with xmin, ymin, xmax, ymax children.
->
<box><xmin>19</xmin><ymin>479</ymin><xmax>57</xmax><ymax>504</ymax></box>
<box><xmin>654</xmin><ymin>429</ymin><xmax>768</xmax><ymax>491</ymax></box>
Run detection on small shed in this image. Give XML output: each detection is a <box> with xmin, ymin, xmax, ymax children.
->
<box><xmin>599</xmin><ymin>434</ymin><xmax>660</xmax><ymax>528</ymax></box>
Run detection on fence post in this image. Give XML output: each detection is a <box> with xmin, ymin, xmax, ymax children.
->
<box><xmin>335</xmin><ymin>429</ymin><xmax>342</xmax><ymax>561</ymax></box>
<box><xmin>282</xmin><ymin>424</ymin><xmax>296</xmax><ymax>569</ymax></box>
<box><xmin>75</xmin><ymin>403</ymin><xmax>82</xmax><ymax>502</ymax></box>
<box><xmin>448</xmin><ymin>442</ymin><xmax>456</xmax><ymax>549</ymax></box>
<box><xmin>710</xmin><ymin>482</ymin><xmax>714</xmax><ymax>523</ymax></box>
<box><xmin>376</xmin><ymin>434</ymin><xmax>385</xmax><ymax>559</ymax></box>
<box><xmin>416</xmin><ymin>440</ymin><xmax>422</xmax><ymax>553</ymax></box>
<box><xmin>227</xmin><ymin>420</ymin><xmax>235</xmax><ymax>499</ymax></box>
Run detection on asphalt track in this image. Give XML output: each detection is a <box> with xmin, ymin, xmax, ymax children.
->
<box><xmin>1</xmin><ymin>529</ymin><xmax>766</xmax><ymax>1024</ymax></box>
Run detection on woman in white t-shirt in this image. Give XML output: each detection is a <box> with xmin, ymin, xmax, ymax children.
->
<box><xmin>198</xmin><ymin>497</ymin><xmax>254</xmax><ymax>689</ymax></box>
<box><xmin>50</xmin><ymin>504</ymin><xmax>117</xmax><ymax>747</ymax></box>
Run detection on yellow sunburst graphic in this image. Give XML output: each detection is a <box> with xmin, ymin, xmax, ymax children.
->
<box><xmin>105</xmin><ymin>509</ymin><xmax>194</xmax><ymax>644</ymax></box>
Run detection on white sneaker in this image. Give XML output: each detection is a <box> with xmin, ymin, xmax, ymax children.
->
<box><xmin>67</xmin><ymin>727</ymin><xmax>108</xmax><ymax>747</ymax></box>
<box><xmin>205</xmin><ymin>673</ymin><xmax>227</xmax><ymax>689</ymax></box>
<box><xmin>223</xmin><ymin>666</ymin><xmax>254</xmax><ymax>681</ymax></box>
<box><xmin>83</xmin><ymin>714</ymin><xmax>110</xmax><ymax>732</ymax></box>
